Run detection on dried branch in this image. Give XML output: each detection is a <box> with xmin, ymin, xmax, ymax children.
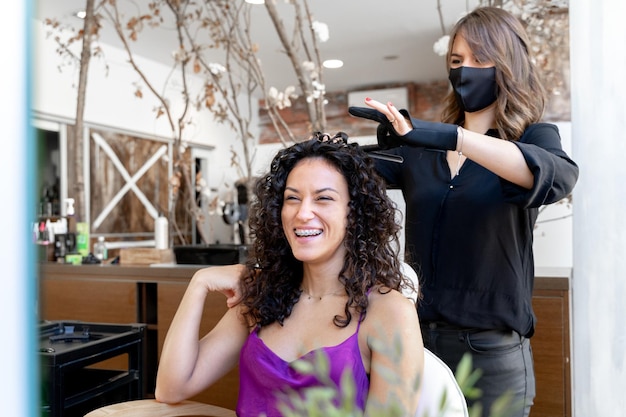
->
<box><xmin>46</xmin><ymin>0</ymin><xmax>329</xmax><ymax>244</ymax></box>
<box><xmin>264</xmin><ymin>0</ymin><xmax>326</xmax><ymax>133</ymax></box>
<box><xmin>72</xmin><ymin>0</ymin><xmax>97</xmax><ymax>222</ymax></box>
<box><xmin>99</xmin><ymin>0</ymin><xmax>209</xmax><ymax>244</ymax></box>
<box><xmin>436</xmin><ymin>0</ymin><xmax>447</xmax><ymax>36</ymax></box>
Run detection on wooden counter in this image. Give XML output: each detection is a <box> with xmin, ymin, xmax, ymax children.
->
<box><xmin>531</xmin><ymin>267</ymin><xmax>572</xmax><ymax>417</ymax></box>
<box><xmin>39</xmin><ymin>263</ymin><xmax>571</xmax><ymax>415</ymax></box>
<box><xmin>38</xmin><ymin>263</ymin><xmax>235</xmax><ymax>410</ymax></box>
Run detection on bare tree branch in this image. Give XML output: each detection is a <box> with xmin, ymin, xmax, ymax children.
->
<box><xmin>46</xmin><ymin>0</ymin><xmax>328</xmax><ymax>244</ymax></box>
<box><xmin>72</xmin><ymin>0</ymin><xmax>97</xmax><ymax>223</ymax></box>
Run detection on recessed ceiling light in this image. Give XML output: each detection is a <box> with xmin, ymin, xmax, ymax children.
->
<box><xmin>245</xmin><ymin>0</ymin><xmax>265</xmax><ymax>4</ymax></box>
<box><xmin>323</xmin><ymin>59</ymin><xmax>344</xmax><ymax>69</ymax></box>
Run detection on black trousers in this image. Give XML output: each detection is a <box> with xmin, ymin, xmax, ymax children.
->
<box><xmin>420</xmin><ymin>322</ymin><xmax>535</xmax><ymax>417</ymax></box>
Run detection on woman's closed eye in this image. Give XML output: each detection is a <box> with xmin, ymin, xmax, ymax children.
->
<box><xmin>316</xmin><ymin>195</ymin><xmax>335</xmax><ymax>201</ymax></box>
<box><xmin>284</xmin><ymin>194</ymin><xmax>335</xmax><ymax>203</ymax></box>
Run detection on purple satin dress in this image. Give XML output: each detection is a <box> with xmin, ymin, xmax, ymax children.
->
<box><xmin>236</xmin><ymin>318</ymin><xmax>369</xmax><ymax>416</ymax></box>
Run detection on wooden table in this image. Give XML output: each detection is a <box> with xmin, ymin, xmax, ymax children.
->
<box><xmin>83</xmin><ymin>399</ymin><xmax>235</xmax><ymax>417</ymax></box>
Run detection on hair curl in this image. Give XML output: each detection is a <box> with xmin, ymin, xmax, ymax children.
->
<box><xmin>441</xmin><ymin>7</ymin><xmax>547</xmax><ymax>140</ymax></box>
<box><xmin>239</xmin><ymin>132</ymin><xmax>410</xmax><ymax>328</ymax></box>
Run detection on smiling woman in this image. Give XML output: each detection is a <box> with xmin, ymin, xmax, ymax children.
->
<box><xmin>280</xmin><ymin>157</ymin><xmax>350</xmax><ymax>266</ymax></box>
<box><xmin>155</xmin><ymin>132</ymin><xmax>424</xmax><ymax>417</ymax></box>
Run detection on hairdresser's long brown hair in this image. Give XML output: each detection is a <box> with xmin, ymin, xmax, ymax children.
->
<box><xmin>441</xmin><ymin>7</ymin><xmax>547</xmax><ymax>140</ymax></box>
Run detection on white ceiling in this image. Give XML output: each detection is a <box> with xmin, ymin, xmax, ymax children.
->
<box><xmin>34</xmin><ymin>0</ymin><xmax>479</xmax><ymax>93</ymax></box>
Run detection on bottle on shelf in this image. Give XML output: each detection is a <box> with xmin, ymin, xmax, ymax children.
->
<box><xmin>155</xmin><ymin>215</ymin><xmax>169</xmax><ymax>249</ymax></box>
<box><xmin>94</xmin><ymin>236</ymin><xmax>108</xmax><ymax>261</ymax></box>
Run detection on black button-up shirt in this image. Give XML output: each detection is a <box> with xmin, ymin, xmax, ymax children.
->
<box><xmin>375</xmin><ymin>123</ymin><xmax>579</xmax><ymax>337</ymax></box>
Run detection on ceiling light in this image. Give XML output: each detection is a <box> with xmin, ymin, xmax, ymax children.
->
<box><xmin>323</xmin><ymin>59</ymin><xmax>343</xmax><ymax>69</ymax></box>
<box><xmin>245</xmin><ymin>0</ymin><xmax>265</xmax><ymax>4</ymax></box>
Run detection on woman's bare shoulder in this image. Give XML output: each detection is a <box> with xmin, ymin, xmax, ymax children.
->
<box><xmin>367</xmin><ymin>286</ymin><xmax>417</xmax><ymax>318</ymax></box>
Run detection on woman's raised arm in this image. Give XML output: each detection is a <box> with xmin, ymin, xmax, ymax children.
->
<box><xmin>155</xmin><ymin>264</ymin><xmax>250</xmax><ymax>403</ymax></box>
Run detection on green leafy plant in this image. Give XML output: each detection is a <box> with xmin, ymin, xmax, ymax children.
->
<box><xmin>272</xmin><ymin>347</ymin><xmax>519</xmax><ymax>417</ymax></box>
<box><xmin>276</xmin><ymin>350</ymin><xmax>362</xmax><ymax>417</ymax></box>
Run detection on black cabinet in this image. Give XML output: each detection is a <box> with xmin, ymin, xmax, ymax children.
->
<box><xmin>39</xmin><ymin>321</ymin><xmax>146</xmax><ymax>417</ymax></box>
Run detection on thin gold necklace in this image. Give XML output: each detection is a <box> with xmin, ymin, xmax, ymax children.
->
<box><xmin>300</xmin><ymin>287</ymin><xmax>346</xmax><ymax>300</ymax></box>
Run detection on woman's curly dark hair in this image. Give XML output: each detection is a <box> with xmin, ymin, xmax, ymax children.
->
<box><xmin>239</xmin><ymin>132</ymin><xmax>413</xmax><ymax>328</ymax></box>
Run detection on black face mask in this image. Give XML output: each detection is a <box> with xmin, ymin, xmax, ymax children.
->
<box><xmin>448</xmin><ymin>66</ymin><xmax>497</xmax><ymax>113</ymax></box>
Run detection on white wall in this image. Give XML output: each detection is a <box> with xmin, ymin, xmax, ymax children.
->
<box><xmin>33</xmin><ymin>21</ymin><xmax>231</xmax><ymax>145</ymax></box>
<box><xmin>532</xmin><ymin>121</ymin><xmax>574</xmax><ymax>268</ymax></box>
<box><xmin>570</xmin><ymin>1</ymin><xmax>626</xmax><ymax>415</ymax></box>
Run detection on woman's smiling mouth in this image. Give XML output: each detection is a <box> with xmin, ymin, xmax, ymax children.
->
<box><xmin>294</xmin><ymin>228</ymin><xmax>322</xmax><ymax>237</ymax></box>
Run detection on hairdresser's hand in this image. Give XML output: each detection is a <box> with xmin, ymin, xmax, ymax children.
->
<box><xmin>192</xmin><ymin>264</ymin><xmax>246</xmax><ymax>308</ymax></box>
<box><xmin>349</xmin><ymin>98</ymin><xmax>459</xmax><ymax>151</ymax></box>
<box><xmin>347</xmin><ymin>103</ymin><xmax>406</xmax><ymax>149</ymax></box>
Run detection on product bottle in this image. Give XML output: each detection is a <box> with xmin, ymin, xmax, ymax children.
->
<box><xmin>94</xmin><ymin>236</ymin><xmax>108</xmax><ymax>261</ymax></box>
<box><xmin>155</xmin><ymin>216</ymin><xmax>169</xmax><ymax>249</ymax></box>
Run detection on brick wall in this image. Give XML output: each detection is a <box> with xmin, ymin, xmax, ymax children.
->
<box><xmin>258</xmin><ymin>80</ymin><xmax>449</xmax><ymax>144</ymax></box>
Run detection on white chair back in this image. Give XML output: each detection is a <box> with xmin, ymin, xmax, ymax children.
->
<box><xmin>400</xmin><ymin>261</ymin><xmax>420</xmax><ymax>302</ymax></box>
<box><xmin>416</xmin><ymin>349</ymin><xmax>469</xmax><ymax>417</ymax></box>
